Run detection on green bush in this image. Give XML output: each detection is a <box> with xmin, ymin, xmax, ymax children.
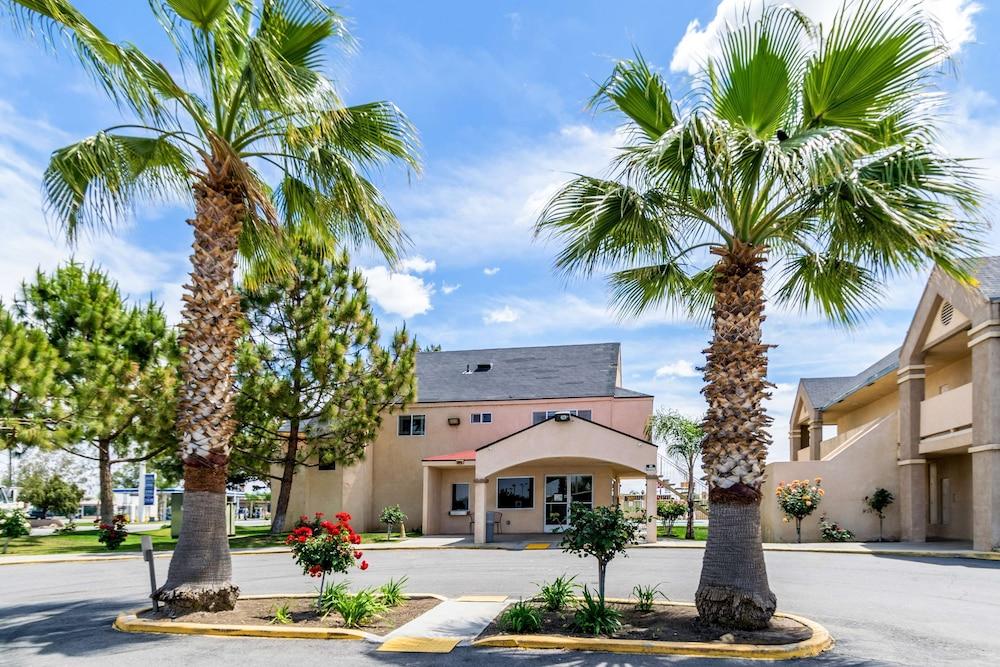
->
<box><xmin>378</xmin><ymin>504</ymin><xmax>407</xmax><ymax>539</ymax></box>
<box><xmin>573</xmin><ymin>587</ymin><xmax>622</xmax><ymax>636</ymax></box>
<box><xmin>656</xmin><ymin>500</ymin><xmax>686</xmax><ymax>535</ymax></box>
<box><xmin>0</xmin><ymin>507</ymin><xmax>30</xmax><ymax>554</ymax></box>
<box><xmin>269</xmin><ymin>602</ymin><xmax>293</xmax><ymax>625</ymax></box>
<box><xmin>379</xmin><ymin>576</ymin><xmax>408</xmax><ymax>607</ymax></box>
<box><xmin>331</xmin><ymin>587</ymin><xmax>387</xmax><ymax>628</ymax></box>
<box><xmin>316</xmin><ymin>580</ymin><xmax>351</xmax><ymax>615</ymax></box>
<box><xmin>864</xmin><ymin>488</ymin><xmax>895</xmax><ymax>541</ymax></box>
<box><xmin>559</xmin><ymin>504</ymin><xmax>638</xmax><ymax>600</ymax></box>
<box><xmin>632</xmin><ymin>583</ymin><xmax>667</xmax><ymax>612</ymax></box>
<box><xmin>819</xmin><ymin>517</ymin><xmax>855</xmax><ymax>542</ymax></box>
<box><xmin>537</xmin><ymin>574</ymin><xmax>578</xmax><ymax>612</ymax></box>
<box><xmin>498</xmin><ymin>600</ymin><xmax>542</xmax><ymax>633</ymax></box>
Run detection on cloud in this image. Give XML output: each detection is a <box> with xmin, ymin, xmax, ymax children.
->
<box><xmin>397</xmin><ymin>256</ymin><xmax>436</xmax><ymax>273</ymax></box>
<box><xmin>441</xmin><ymin>283</ymin><xmax>461</xmax><ymax>295</ymax></box>
<box><xmin>671</xmin><ymin>0</ymin><xmax>981</xmax><ymax>75</ymax></box>
<box><xmin>360</xmin><ymin>266</ymin><xmax>434</xmax><ymax>318</ymax></box>
<box><xmin>483</xmin><ymin>305</ymin><xmax>520</xmax><ymax>324</ymax></box>
<box><xmin>483</xmin><ymin>267</ymin><xmax>501</xmax><ymax>276</ymax></box>
<box><xmin>655</xmin><ymin>360</ymin><xmax>700</xmax><ymax>378</ymax></box>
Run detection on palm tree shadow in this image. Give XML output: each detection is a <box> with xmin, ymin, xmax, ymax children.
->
<box><xmin>0</xmin><ymin>598</ymin><xmax>170</xmax><ymax>659</ymax></box>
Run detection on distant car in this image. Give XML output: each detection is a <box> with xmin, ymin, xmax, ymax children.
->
<box><xmin>27</xmin><ymin>508</ymin><xmax>48</xmax><ymax>520</ymax></box>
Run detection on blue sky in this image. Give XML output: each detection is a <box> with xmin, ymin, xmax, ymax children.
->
<box><xmin>0</xmin><ymin>1</ymin><xmax>997</xmax><ymax>462</ymax></box>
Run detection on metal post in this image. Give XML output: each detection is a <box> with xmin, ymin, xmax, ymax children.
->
<box><xmin>141</xmin><ymin>535</ymin><xmax>159</xmax><ymax>611</ymax></box>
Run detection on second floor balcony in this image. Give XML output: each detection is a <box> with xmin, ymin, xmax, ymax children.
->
<box><xmin>919</xmin><ymin>382</ymin><xmax>972</xmax><ymax>454</ymax></box>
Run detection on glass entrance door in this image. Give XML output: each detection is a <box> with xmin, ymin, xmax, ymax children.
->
<box><xmin>544</xmin><ymin>474</ymin><xmax>593</xmax><ymax>532</ymax></box>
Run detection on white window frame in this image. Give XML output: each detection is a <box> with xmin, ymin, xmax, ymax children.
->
<box><xmin>471</xmin><ymin>412</ymin><xmax>493</xmax><ymax>424</ymax></box>
<box><xmin>450</xmin><ymin>483</ymin><xmax>470</xmax><ymax>514</ymax></box>
<box><xmin>398</xmin><ymin>414</ymin><xmax>426</xmax><ymax>436</ymax></box>
<box><xmin>496</xmin><ymin>475</ymin><xmax>535</xmax><ymax>510</ymax></box>
<box><xmin>532</xmin><ymin>409</ymin><xmax>592</xmax><ymax>424</ymax></box>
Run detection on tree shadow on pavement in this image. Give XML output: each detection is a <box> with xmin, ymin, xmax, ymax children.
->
<box><xmin>873</xmin><ymin>555</ymin><xmax>1000</xmax><ymax>569</ymax></box>
<box><xmin>0</xmin><ymin>598</ymin><xmax>170</xmax><ymax>660</ymax></box>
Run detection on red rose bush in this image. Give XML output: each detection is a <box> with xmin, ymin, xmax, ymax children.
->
<box><xmin>287</xmin><ymin>512</ymin><xmax>367</xmax><ymax>587</ymax></box>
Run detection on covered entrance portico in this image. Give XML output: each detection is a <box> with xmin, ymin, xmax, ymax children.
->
<box><xmin>421</xmin><ymin>414</ymin><xmax>659</xmax><ymax>544</ymax></box>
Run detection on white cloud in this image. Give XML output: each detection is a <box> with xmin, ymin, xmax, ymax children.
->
<box><xmin>483</xmin><ymin>266</ymin><xmax>501</xmax><ymax>276</ymax></box>
<box><xmin>360</xmin><ymin>266</ymin><xmax>434</xmax><ymax>318</ymax></box>
<box><xmin>397</xmin><ymin>256</ymin><xmax>437</xmax><ymax>273</ymax></box>
<box><xmin>441</xmin><ymin>282</ymin><xmax>461</xmax><ymax>295</ymax></box>
<box><xmin>671</xmin><ymin>0</ymin><xmax>981</xmax><ymax>75</ymax></box>
<box><xmin>655</xmin><ymin>360</ymin><xmax>700</xmax><ymax>378</ymax></box>
<box><xmin>483</xmin><ymin>305</ymin><xmax>520</xmax><ymax>324</ymax></box>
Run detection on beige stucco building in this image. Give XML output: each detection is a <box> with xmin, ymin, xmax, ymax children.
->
<box><xmin>276</xmin><ymin>343</ymin><xmax>658</xmax><ymax>543</ymax></box>
<box><xmin>763</xmin><ymin>257</ymin><xmax>1000</xmax><ymax>551</ymax></box>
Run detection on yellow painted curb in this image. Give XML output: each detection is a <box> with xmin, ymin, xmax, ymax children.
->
<box><xmin>472</xmin><ymin>601</ymin><xmax>833</xmax><ymax>660</ymax></box>
<box><xmin>524</xmin><ymin>543</ymin><xmax>551</xmax><ymax>550</ymax></box>
<box><xmin>377</xmin><ymin>636</ymin><xmax>460</xmax><ymax>653</ymax></box>
<box><xmin>112</xmin><ymin>593</ymin><xmax>447</xmax><ymax>641</ymax></box>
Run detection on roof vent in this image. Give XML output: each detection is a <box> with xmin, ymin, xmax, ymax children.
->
<box><xmin>474</xmin><ymin>363</ymin><xmax>493</xmax><ymax>373</ymax></box>
<box><xmin>940</xmin><ymin>301</ymin><xmax>953</xmax><ymax>326</ymax></box>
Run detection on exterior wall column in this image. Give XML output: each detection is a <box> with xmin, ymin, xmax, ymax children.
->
<box><xmin>645</xmin><ymin>475</ymin><xmax>658</xmax><ymax>544</ymax></box>
<box><xmin>809</xmin><ymin>410</ymin><xmax>824</xmax><ymax>461</ymax></box>
<box><xmin>473</xmin><ymin>478</ymin><xmax>487</xmax><ymax>544</ymax></box>
<box><xmin>421</xmin><ymin>466</ymin><xmax>435</xmax><ymax>536</ymax></box>
<box><xmin>969</xmin><ymin>321</ymin><xmax>1000</xmax><ymax>551</ymax></box>
<box><xmin>897</xmin><ymin>364</ymin><xmax>928</xmax><ymax>542</ymax></box>
<box><xmin>788</xmin><ymin>429</ymin><xmax>802</xmax><ymax>462</ymax></box>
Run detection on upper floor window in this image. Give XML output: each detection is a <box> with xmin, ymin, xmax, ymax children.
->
<box><xmin>398</xmin><ymin>414</ymin><xmax>426</xmax><ymax>436</ymax></box>
<box><xmin>471</xmin><ymin>412</ymin><xmax>493</xmax><ymax>424</ymax></box>
<box><xmin>532</xmin><ymin>409</ymin><xmax>592</xmax><ymax>425</ymax></box>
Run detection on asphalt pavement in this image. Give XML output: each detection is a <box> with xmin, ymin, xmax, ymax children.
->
<box><xmin>1</xmin><ymin>547</ymin><xmax>997</xmax><ymax>666</ymax></box>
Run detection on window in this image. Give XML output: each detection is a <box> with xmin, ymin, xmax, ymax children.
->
<box><xmin>451</xmin><ymin>483</ymin><xmax>470</xmax><ymax>512</ymax></box>
<box><xmin>531</xmin><ymin>409</ymin><xmax>592</xmax><ymax>424</ymax></box>
<box><xmin>497</xmin><ymin>477</ymin><xmax>534</xmax><ymax>509</ymax></box>
<box><xmin>398</xmin><ymin>414</ymin><xmax>426</xmax><ymax>436</ymax></box>
<box><xmin>471</xmin><ymin>412</ymin><xmax>492</xmax><ymax>424</ymax></box>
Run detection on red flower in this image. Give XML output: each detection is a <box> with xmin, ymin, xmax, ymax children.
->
<box><xmin>335</xmin><ymin>512</ymin><xmax>351</xmax><ymax>522</ymax></box>
<box><xmin>308</xmin><ymin>565</ymin><xmax>323</xmax><ymax>576</ymax></box>
<box><xmin>314</xmin><ymin>512</ymin><xmax>325</xmax><ymax>518</ymax></box>
<box><xmin>350</xmin><ymin>533</ymin><xmax>362</xmax><ymax>545</ymax></box>
<box><xmin>299</xmin><ymin>514</ymin><xmax>309</xmax><ymax>521</ymax></box>
<box><xmin>359</xmin><ymin>560</ymin><xmax>369</xmax><ymax>571</ymax></box>
<box><xmin>353</xmin><ymin>551</ymin><xmax>363</xmax><ymax>559</ymax></box>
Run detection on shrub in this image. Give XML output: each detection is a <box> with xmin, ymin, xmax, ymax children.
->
<box><xmin>775</xmin><ymin>478</ymin><xmax>824</xmax><ymax>542</ymax></box>
<box><xmin>379</xmin><ymin>576</ymin><xmax>408</xmax><ymax>607</ymax></box>
<box><xmin>270</xmin><ymin>602</ymin><xmax>293</xmax><ymax>625</ymax></box>
<box><xmin>819</xmin><ymin>517</ymin><xmax>856</xmax><ymax>542</ymax></box>
<box><xmin>498</xmin><ymin>599</ymin><xmax>542</xmax><ymax>633</ymax></box>
<box><xmin>537</xmin><ymin>574</ymin><xmax>578</xmax><ymax>612</ymax></box>
<box><xmin>287</xmin><ymin>511</ymin><xmax>366</xmax><ymax>589</ymax></box>
<box><xmin>95</xmin><ymin>514</ymin><xmax>129</xmax><ymax>550</ymax></box>
<box><xmin>378</xmin><ymin>504</ymin><xmax>407</xmax><ymax>539</ymax></box>
<box><xmin>656</xmin><ymin>500</ymin><xmax>686</xmax><ymax>536</ymax></box>
<box><xmin>54</xmin><ymin>518</ymin><xmax>78</xmax><ymax>535</ymax></box>
<box><xmin>632</xmin><ymin>583</ymin><xmax>667</xmax><ymax>612</ymax></box>
<box><xmin>559</xmin><ymin>504</ymin><xmax>638</xmax><ymax>601</ymax></box>
<box><xmin>316</xmin><ymin>580</ymin><xmax>352</xmax><ymax>615</ymax></box>
<box><xmin>294</xmin><ymin>512</ymin><xmax>326</xmax><ymax>532</ymax></box>
<box><xmin>864</xmin><ymin>488</ymin><xmax>895</xmax><ymax>542</ymax></box>
<box><xmin>330</xmin><ymin>587</ymin><xmax>386</xmax><ymax>628</ymax></box>
<box><xmin>0</xmin><ymin>507</ymin><xmax>30</xmax><ymax>553</ymax></box>
<box><xmin>573</xmin><ymin>586</ymin><xmax>622</xmax><ymax>636</ymax></box>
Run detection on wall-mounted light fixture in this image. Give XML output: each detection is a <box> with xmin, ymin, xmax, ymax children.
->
<box><xmin>554</xmin><ymin>412</ymin><xmax>571</xmax><ymax>422</ymax></box>
<box><xmin>447</xmin><ymin>417</ymin><xmax>460</xmax><ymax>426</ymax></box>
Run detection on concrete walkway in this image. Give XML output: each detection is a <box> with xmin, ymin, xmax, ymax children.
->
<box><xmin>383</xmin><ymin>596</ymin><xmax>508</xmax><ymax>643</ymax></box>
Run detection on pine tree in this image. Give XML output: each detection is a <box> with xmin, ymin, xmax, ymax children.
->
<box><xmin>14</xmin><ymin>263</ymin><xmax>178</xmax><ymax>521</ymax></box>
<box><xmin>0</xmin><ymin>305</ymin><xmax>64</xmax><ymax>487</ymax></box>
<box><xmin>234</xmin><ymin>243</ymin><xmax>416</xmax><ymax>534</ymax></box>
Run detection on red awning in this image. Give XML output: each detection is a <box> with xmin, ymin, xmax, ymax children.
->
<box><xmin>422</xmin><ymin>449</ymin><xmax>477</xmax><ymax>462</ymax></box>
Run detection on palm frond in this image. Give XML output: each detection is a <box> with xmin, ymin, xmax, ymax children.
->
<box><xmin>773</xmin><ymin>253</ymin><xmax>883</xmax><ymax>327</ymax></box>
<box><xmin>608</xmin><ymin>263</ymin><xmax>714</xmax><ymax>322</ymax></box>
<box><xmin>592</xmin><ymin>52</ymin><xmax>676</xmax><ymax>141</ymax></box>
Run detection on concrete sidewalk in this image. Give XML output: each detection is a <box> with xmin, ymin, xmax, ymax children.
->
<box><xmin>2</xmin><ymin>535</ymin><xmax>997</xmax><ymax>566</ymax></box>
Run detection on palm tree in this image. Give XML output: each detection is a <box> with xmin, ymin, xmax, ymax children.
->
<box><xmin>2</xmin><ymin>0</ymin><xmax>419</xmax><ymax>611</ymax></box>
<box><xmin>536</xmin><ymin>1</ymin><xmax>981</xmax><ymax>629</ymax></box>
<box><xmin>648</xmin><ymin>409</ymin><xmax>703</xmax><ymax>540</ymax></box>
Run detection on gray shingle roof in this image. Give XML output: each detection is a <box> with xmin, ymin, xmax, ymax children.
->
<box><xmin>972</xmin><ymin>256</ymin><xmax>1000</xmax><ymax>301</ymax></box>
<box><xmin>414</xmin><ymin>342</ymin><xmax>642</xmax><ymax>403</ymax></box>
<box><xmin>801</xmin><ymin>347</ymin><xmax>901</xmax><ymax>411</ymax></box>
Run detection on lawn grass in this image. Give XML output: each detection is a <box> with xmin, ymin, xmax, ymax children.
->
<box><xmin>3</xmin><ymin>525</ymin><xmax>420</xmax><ymax>556</ymax></box>
<box><xmin>656</xmin><ymin>524</ymin><xmax>708</xmax><ymax>541</ymax></box>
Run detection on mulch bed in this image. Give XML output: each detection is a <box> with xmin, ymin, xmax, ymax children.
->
<box><xmin>479</xmin><ymin>602</ymin><xmax>812</xmax><ymax>645</ymax></box>
<box><xmin>141</xmin><ymin>596</ymin><xmax>440</xmax><ymax>635</ymax></box>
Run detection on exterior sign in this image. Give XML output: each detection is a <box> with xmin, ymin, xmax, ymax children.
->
<box><xmin>143</xmin><ymin>473</ymin><xmax>156</xmax><ymax>506</ymax></box>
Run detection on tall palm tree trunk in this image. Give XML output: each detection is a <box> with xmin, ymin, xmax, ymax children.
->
<box><xmin>155</xmin><ymin>158</ymin><xmax>245</xmax><ymax>612</ymax></box>
<box><xmin>685</xmin><ymin>461</ymin><xmax>695</xmax><ymax>540</ymax></box>
<box><xmin>695</xmin><ymin>244</ymin><xmax>776</xmax><ymax>630</ymax></box>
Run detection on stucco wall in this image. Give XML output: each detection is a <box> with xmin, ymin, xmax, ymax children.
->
<box><xmin>837</xmin><ymin>391</ymin><xmax>899</xmax><ymax>434</ymax></box>
<box><xmin>280</xmin><ymin>394</ymin><xmax>653</xmax><ymax>532</ymax></box>
<box><xmin>928</xmin><ymin>454</ymin><xmax>973</xmax><ymax>540</ymax></box>
<box><xmin>924</xmin><ymin>356</ymin><xmax>972</xmax><ymax>398</ymax></box>
<box><xmin>763</xmin><ymin>412</ymin><xmax>900</xmax><ymax>542</ymax></box>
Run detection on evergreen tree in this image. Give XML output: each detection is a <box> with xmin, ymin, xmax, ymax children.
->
<box><xmin>17</xmin><ymin>467</ymin><xmax>84</xmax><ymax>519</ymax></box>
<box><xmin>1</xmin><ymin>305</ymin><xmax>65</xmax><ymax>487</ymax></box>
<box><xmin>15</xmin><ymin>263</ymin><xmax>178</xmax><ymax>521</ymax></box>
<box><xmin>234</xmin><ymin>244</ymin><xmax>416</xmax><ymax>534</ymax></box>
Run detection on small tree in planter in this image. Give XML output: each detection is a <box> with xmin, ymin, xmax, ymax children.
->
<box><xmin>287</xmin><ymin>511</ymin><xmax>366</xmax><ymax>592</ymax></box>
<box><xmin>775</xmin><ymin>478</ymin><xmax>823</xmax><ymax>543</ymax></box>
<box><xmin>559</xmin><ymin>504</ymin><xmax>639</xmax><ymax>601</ymax></box>
<box><xmin>864</xmin><ymin>488</ymin><xmax>895</xmax><ymax>542</ymax></box>
<box><xmin>0</xmin><ymin>507</ymin><xmax>30</xmax><ymax>553</ymax></box>
<box><xmin>656</xmin><ymin>500</ymin><xmax>686</xmax><ymax>537</ymax></box>
<box><xmin>379</xmin><ymin>504</ymin><xmax>407</xmax><ymax>540</ymax></box>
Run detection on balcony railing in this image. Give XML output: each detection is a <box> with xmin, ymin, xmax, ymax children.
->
<box><xmin>920</xmin><ymin>382</ymin><xmax>972</xmax><ymax>439</ymax></box>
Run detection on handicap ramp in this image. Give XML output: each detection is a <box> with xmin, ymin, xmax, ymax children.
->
<box><xmin>378</xmin><ymin>596</ymin><xmax>508</xmax><ymax>653</ymax></box>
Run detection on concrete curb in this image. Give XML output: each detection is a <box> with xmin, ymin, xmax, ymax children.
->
<box><xmin>112</xmin><ymin>593</ymin><xmax>447</xmax><ymax>641</ymax></box>
<box><xmin>473</xmin><ymin>601</ymin><xmax>834</xmax><ymax>660</ymax></box>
